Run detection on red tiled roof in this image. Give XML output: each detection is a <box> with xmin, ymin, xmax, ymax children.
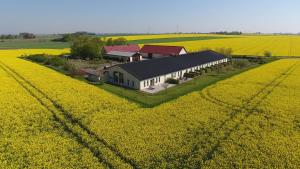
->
<box><xmin>140</xmin><ymin>45</ymin><xmax>186</xmax><ymax>56</ymax></box>
<box><xmin>103</xmin><ymin>44</ymin><xmax>140</xmax><ymax>53</ymax></box>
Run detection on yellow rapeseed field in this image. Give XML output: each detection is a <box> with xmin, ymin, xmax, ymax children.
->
<box><xmin>0</xmin><ymin>49</ymin><xmax>300</xmax><ymax>168</ymax></box>
<box><xmin>119</xmin><ymin>34</ymin><xmax>300</xmax><ymax>56</ymax></box>
<box><xmin>157</xmin><ymin>35</ymin><xmax>300</xmax><ymax>56</ymax></box>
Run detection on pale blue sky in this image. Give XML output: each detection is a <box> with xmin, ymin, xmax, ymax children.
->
<box><xmin>1</xmin><ymin>0</ymin><xmax>299</xmax><ymax>34</ymax></box>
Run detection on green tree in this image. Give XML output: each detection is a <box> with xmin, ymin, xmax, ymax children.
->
<box><xmin>264</xmin><ymin>51</ymin><xmax>272</xmax><ymax>57</ymax></box>
<box><xmin>113</xmin><ymin>38</ymin><xmax>128</xmax><ymax>45</ymax></box>
<box><xmin>216</xmin><ymin>47</ymin><xmax>233</xmax><ymax>61</ymax></box>
<box><xmin>71</xmin><ymin>36</ymin><xmax>105</xmax><ymax>60</ymax></box>
<box><xmin>106</xmin><ymin>38</ymin><xmax>114</xmax><ymax>46</ymax></box>
<box><xmin>19</xmin><ymin>33</ymin><xmax>36</xmax><ymax>39</ymax></box>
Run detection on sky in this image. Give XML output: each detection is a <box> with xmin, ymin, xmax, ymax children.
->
<box><xmin>0</xmin><ymin>0</ymin><xmax>300</xmax><ymax>34</ymax></box>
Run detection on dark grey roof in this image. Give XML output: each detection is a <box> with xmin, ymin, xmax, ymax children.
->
<box><xmin>118</xmin><ymin>50</ymin><xmax>226</xmax><ymax>80</ymax></box>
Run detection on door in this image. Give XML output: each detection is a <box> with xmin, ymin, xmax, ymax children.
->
<box><xmin>148</xmin><ymin>53</ymin><xmax>153</xmax><ymax>59</ymax></box>
<box><xmin>150</xmin><ymin>79</ymin><xmax>155</xmax><ymax>86</ymax></box>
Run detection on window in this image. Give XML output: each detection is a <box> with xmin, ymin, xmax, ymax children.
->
<box><xmin>132</xmin><ymin>81</ymin><xmax>135</xmax><ymax>87</ymax></box>
<box><xmin>127</xmin><ymin>80</ymin><xmax>130</xmax><ymax>86</ymax></box>
<box><xmin>159</xmin><ymin>77</ymin><xmax>160</xmax><ymax>82</ymax></box>
<box><xmin>144</xmin><ymin>81</ymin><xmax>146</xmax><ymax>87</ymax></box>
<box><xmin>171</xmin><ymin>73</ymin><xmax>176</xmax><ymax>78</ymax></box>
<box><xmin>119</xmin><ymin>73</ymin><xmax>124</xmax><ymax>84</ymax></box>
<box><xmin>147</xmin><ymin>80</ymin><xmax>149</xmax><ymax>86</ymax></box>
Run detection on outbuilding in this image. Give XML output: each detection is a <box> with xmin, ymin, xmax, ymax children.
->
<box><xmin>102</xmin><ymin>44</ymin><xmax>141</xmax><ymax>62</ymax></box>
<box><xmin>104</xmin><ymin>51</ymin><xmax>143</xmax><ymax>62</ymax></box>
<box><xmin>140</xmin><ymin>45</ymin><xmax>187</xmax><ymax>59</ymax></box>
<box><xmin>80</xmin><ymin>68</ymin><xmax>102</xmax><ymax>82</ymax></box>
<box><xmin>102</xmin><ymin>44</ymin><xmax>140</xmax><ymax>54</ymax></box>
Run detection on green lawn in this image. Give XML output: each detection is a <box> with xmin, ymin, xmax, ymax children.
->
<box><xmin>128</xmin><ymin>36</ymin><xmax>233</xmax><ymax>44</ymax></box>
<box><xmin>96</xmin><ymin>64</ymin><xmax>262</xmax><ymax>107</ymax></box>
<box><xmin>0</xmin><ymin>38</ymin><xmax>69</xmax><ymax>49</ymax></box>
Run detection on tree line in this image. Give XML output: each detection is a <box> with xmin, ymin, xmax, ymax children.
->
<box><xmin>210</xmin><ymin>31</ymin><xmax>242</xmax><ymax>35</ymax></box>
<box><xmin>0</xmin><ymin>33</ymin><xmax>36</xmax><ymax>39</ymax></box>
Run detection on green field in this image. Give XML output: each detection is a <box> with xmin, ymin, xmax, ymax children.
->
<box><xmin>0</xmin><ymin>38</ymin><xmax>69</xmax><ymax>49</ymax></box>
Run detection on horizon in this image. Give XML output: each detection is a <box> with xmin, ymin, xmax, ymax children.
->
<box><xmin>1</xmin><ymin>0</ymin><xmax>300</xmax><ymax>34</ymax></box>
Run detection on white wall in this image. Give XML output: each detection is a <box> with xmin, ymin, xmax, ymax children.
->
<box><xmin>179</xmin><ymin>48</ymin><xmax>187</xmax><ymax>55</ymax></box>
<box><xmin>107</xmin><ymin>66</ymin><xmax>141</xmax><ymax>89</ymax></box>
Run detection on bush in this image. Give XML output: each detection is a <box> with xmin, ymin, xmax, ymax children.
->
<box><xmin>26</xmin><ymin>54</ymin><xmax>49</xmax><ymax>63</ymax></box>
<box><xmin>63</xmin><ymin>62</ymin><xmax>81</xmax><ymax>75</ymax></box>
<box><xmin>184</xmin><ymin>72</ymin><xmax>196</xmax><ymax>78</ymax></box>
<box><xmin>166</xmin><ymin>78</ymin><xmax>179</xmax><ymax>84</ymax></box>
<box><xmin>44</xmin><ymin>57</ymin><xmax>66</xmax><ymax>66</ymax></box>
<box><xmin>264</xmin><ymin>51</ymin><xmax>272</xmax><ymax>57</ymax></box>
<box><xmin>232</xmin><ymin>59</ymin><xmax>251</xmax><ymax>68</ymax></box>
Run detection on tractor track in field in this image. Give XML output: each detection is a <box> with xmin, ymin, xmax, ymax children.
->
<box><xmin>184</xmin><ymin>62</ymin><xmax>300</xmax><ymax>168</ymax></box>
<box><xmin>0</xmin><ymin>61</ymin><xmax>140</xmax><ymax>169</ymax></box>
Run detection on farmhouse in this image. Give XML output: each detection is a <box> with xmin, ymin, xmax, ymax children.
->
<box><xmin>103</xmin><ymin>44</ymin><xmax>141</xmax><ymax>62</ymax></box>
<box><xmin>140</xmin><ymin>45</ymin><xmax>187</xmax><ymax>59</ymax></box>
<box><xmin>106</xmin><ymin>50</ymin><xmax>228</xmax><ymax>90</ymax></box>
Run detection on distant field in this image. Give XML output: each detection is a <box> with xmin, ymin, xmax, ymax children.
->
<box><xmin>121</xmin><ymin>34</ymin><xmax>300</xmax><ymax>57</ymax></box>
<box><xmin>0</xmin><ymin>38</ymin><xmax>69</xmax><ymax>49</ymax></box>
<box><xmin>2</xmin><ymin>34</ymin><xmax>300</xmax><ymax>57</ymax></box>
<box><xmin>128</xmin><ymin>36</ymin><xmax>232</xmax><ymax>44</ymax></box>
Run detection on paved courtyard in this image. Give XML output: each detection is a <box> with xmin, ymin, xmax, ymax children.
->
<box><xmin>141</xmin><ymin>78</ymin><xmax>193</xmax><ymax>94</ymax></box>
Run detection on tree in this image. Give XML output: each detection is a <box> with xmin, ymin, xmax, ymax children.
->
<box><xmin>264</xmin><ymin>51</ymin><xmax>272</xmax><ymax>58</ymax></box>
<box><xmin>71</xmin><ymin>36</ymin><xmax>105</xmax><ymax>60</ymax></box>
<box><xmin>113</xmin><ymin>38</ymin><xmax>128</xmax><ymax>45</ymax></box>
<box><xmin>104</xmin><ymin>37</ymin><xmax>128</xmax><ymax>46</ymax></box>
<box><xmin>52</xmin><ymin>34</ymin><xmax>73</xmax><ymax>42</ymax></box>
<box><xmin>19</xmin><ymin>33</ymin><xmax>36</xmax><ymax>39</ymax></box>
<box><xmin>0</xmin><ymin>34</ymin><xmax>18</xmax><ymax>39</ymax></box>
<box><xmin>216</xmin><ymin>47</ymin><xmax>233</xmax><ymax>61</ymax></box>
<box><xmin>106</xmin><ymin>38</ymin><xmax>114</xmax><ymax>46</ymax></box>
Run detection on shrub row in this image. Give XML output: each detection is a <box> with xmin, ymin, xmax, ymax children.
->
<box><xmin>26</xmin><ymin>54</ymin><xmax>66</xmax><ymax>67</ymax></box>
<box><xmin>166</xmin><ymin>78</ymin><xmax>179</xmax><ymax>84</ymax></box>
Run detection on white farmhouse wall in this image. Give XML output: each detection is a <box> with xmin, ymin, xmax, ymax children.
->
<box><xmin>107</xmin><ymin>66</ymin><xmax>141</xmax><ymax>89</ymax></box>
<box><xmin>179</xmin><ymin>48</ymin><xmax>187</xmax><ymax>55</ymax></box>
<box><xmin>140</xmin><ymin>53</ymin><xmax>148</xmax><ymax>58</ymax></box>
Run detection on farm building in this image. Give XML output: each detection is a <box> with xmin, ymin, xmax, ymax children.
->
<box><xmin>103</xmin><ymin>44</ymin><xmax>140</xmax><ymax>54</ymax></box>
<box><xmin>106</xmin><ymin>50</ymin><xmax>228</xmax><ymax>90</ymax></box>
<box><xmin>105</xmin><ymin>51</ymin><xmax>143</xmax><ymax>62</ymax></box>
<box><xmin>140</xmin><ymin>45</ymin><xmax>187</xmax><ymax>59</ymax></box>
<box><xmin>80</xmin><ymin>68</ymin><xmax>102</xmax><ymax>82</ymax></box>
<box><xmin>103</xmin><ymin>44</ymin><xmax>141</xmax><ymax>62</ymax></box>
